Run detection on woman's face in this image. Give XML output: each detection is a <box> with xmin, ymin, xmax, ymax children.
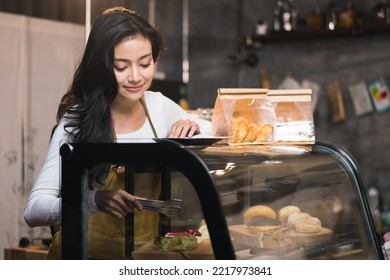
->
<box><xmin>113</xmin><ymin>35</ymin><xmax>155</xmax><ymax>103</ymax></box>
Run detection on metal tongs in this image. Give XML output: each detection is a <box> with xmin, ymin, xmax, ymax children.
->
<box><xmin>137</xmin><ymin>198</ymin><xmax>183</xmax><ymax>217</ymax></box>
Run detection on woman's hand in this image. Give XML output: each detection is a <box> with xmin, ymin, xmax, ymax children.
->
<box><xmin>94</xmin><ymin>189</ymin><xmax>143</xmax><ymax>219</ymax></box>
<box><xmin>169</xmin><ymin>119</ymin><xmax>200</xmax><ymax>138</ymax></box>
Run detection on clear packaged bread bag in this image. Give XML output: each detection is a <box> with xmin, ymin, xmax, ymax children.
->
<box><xmin>267</xmin><ymin>89</ymin><xmax>315</xmax><ymax>144</ymax></box>
<box><xmin>211</xmin><ymin>88</ymin><xmax>276</xmax><ymax>144</ymax></box>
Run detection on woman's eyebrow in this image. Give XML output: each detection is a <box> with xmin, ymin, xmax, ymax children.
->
<box><xmin>114</xmin><ymin>53</ymin><xmax>152</xmax><ymax>62</ymax></box>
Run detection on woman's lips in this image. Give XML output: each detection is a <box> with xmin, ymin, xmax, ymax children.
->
<box><xmin>124</xmin><ymin>85</ymin><xmax>143</xmax><ymax>92</ymax></box>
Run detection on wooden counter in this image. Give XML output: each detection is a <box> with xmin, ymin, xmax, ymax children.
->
<box><xmin>132</xmin><ymin>239</ymin><xmax>214</xmax><ymax>260</ymax></box>
<box><xmin>4</xmin><ymin>247</ymin><xmax>48</xmax><ymax>260</ymax></box>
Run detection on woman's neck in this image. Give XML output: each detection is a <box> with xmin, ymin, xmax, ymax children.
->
<box><xmin>110</xmin><ymin>99</ymin><xmax>146</xmax><ymax>134</ymax></box>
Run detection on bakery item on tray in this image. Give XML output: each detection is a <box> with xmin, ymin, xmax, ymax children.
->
<box><xmin>295</xmin><ymin>216</ymin><xmax>322</xmax><ymax>233</ymax></box>
<box><xmin>287</xmin><ymin>212</ymin><xmax>310</xmax><ymax>229</ymax></box>
<box><xmin>244</xmin><ymin>205</ymin><xmax>282</xmax><ymax>234</ymax></box>
<box><xmin>154</xmin><ymin>227</ymin><xmax>202</xmax><ymax>251</ymax></box>
<box><xmin>154</xmin><ymin>235</ymin><xmax>198</xmax><ymax>251</ymax></box>
<box><xmin>278</xmin><ymin>205</ymin><xmax>301</xmax><ymax>226</ymax></box>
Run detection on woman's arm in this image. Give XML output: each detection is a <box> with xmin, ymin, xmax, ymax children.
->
<box><xmin>165</xmin><ymin>97</ymin><xmax>211</xmax><ymax>135</ymax></box>
<box><xmin>147</xmin><ymin>91</ymin><xmax>212</xmax><ymax>137</ymax></box>
<box><xmin>24</xmin><ymin>120</ymin><xmax>68</xmax><ymax>227</ymax></box>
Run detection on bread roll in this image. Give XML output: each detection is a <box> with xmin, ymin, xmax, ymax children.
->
<box><xmin>278</xmin><ymin>205</ymin><xmax>301</xmax><ymax>226</ymax></box>
<box><xmin>287</xmin><ymin>212</ymin><xmax>310</xmax><ymax>229</ymax></box>
<box><xmin>244</xmin><ymin>205</ymin><xmax>281</xmax><ymax>234</ymax></box>
<box><xmin>244</xmin><ymin>205</ymin><xmax>276</xmax><ymax>223</ymax></box>
<box><xmin>295</xmin><ymin>216</ymin><xmax>321</xmax><ymax>233</ymax></box>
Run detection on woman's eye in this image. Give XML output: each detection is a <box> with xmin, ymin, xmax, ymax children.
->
<box><xmin>140</xmin><ymin>63</ymin><xmax>150</xmax><ymax>69</ymax></box>
<box><xmin>114</xmin><ymin>66</ymin><xmax>127</xmax><ymax>72</ymax></box>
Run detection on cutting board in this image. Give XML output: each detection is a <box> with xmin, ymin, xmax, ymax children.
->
<box><xmin>229</xmin><ymin>224</ymin><xmax>333</xmax><ymax>249</ymax></box>
<box><xmin>132</xmin><ymin>239</ymin><xmax>214</xmax><ymax>260</ymax></box>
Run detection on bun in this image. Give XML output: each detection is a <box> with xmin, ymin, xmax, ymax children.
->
<box><xmin>295</xmin><ymin>216</ymin><xmax>321</xmax><ymax>233</ymax></box>
<box><xmin>244</xmin><ymin>205</ymin><xmax>276</xmax><ymax>223</ymax></box>
<box><xmin>278</xmin><ymin>205</ymin><xmax>301</xmax><ymax>226</ymax></box>
<box><xmin>244</xmin><ymin>205</ymin><xmax>281</xmax><ymax>234</ymax></box>
<box><xmin>287</xmin><ymin>212</ymin><xmax>310</xmax><ymax>229</ymax></box>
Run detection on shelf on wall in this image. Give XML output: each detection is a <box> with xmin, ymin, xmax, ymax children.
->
<box><xmin>245</xmin><ymin>25</ymin><xmax>390</xmax><ymax>46</ymax></box>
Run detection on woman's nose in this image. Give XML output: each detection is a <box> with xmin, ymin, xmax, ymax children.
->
<box><xmin>127</xmin><ymin>66</ymin><xmax>141</xmax><ymax>83</ymax></box>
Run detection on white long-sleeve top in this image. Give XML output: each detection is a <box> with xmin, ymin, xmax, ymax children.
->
<box><xmin>24</xmin><ymin>91</ymin><xmax>211</xmax><ymax>227</ymax></box>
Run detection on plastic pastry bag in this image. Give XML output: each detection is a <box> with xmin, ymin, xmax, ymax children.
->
<box><xmin>267</xmin><ymin>89</ymin><xmax>315</xmax><ymax>144</ymax></box>
<box><xmin>211</xmin><ymin>88</ymin><xmax>276</xmax><ymax>145</ymax></box>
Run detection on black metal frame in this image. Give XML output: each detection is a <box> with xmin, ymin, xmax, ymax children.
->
<box><xmin>60</xmin><ymin>139</ymin><xmax>235</xmax><ymax>260</ymax></box>
<box><xmin>313</xmin><ymin>140</ymin><xmax>385</xmax><ymax>259</ymax></box>
<box><xmin>60</xmin><ymin>139</ymin><xmax>384</xmax><ymax>260</ymax></box>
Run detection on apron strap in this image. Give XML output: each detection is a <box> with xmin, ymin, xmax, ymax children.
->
<box><xmin>140</xmin><ymin>97</ymin><xmax>158</xmax><ymax>138</ymax></box>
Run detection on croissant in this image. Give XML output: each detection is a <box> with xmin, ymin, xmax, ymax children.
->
<box><xmin>230</xmin><ymin>117</ymin><xmax>274</xmax><ymax>143</ymax></box>
<box><xmin>230</xmin><ymin>117</ymin><xmax>248</xmax><ymax>143</ymax></box>
<box><xmin>255</xmin><ymin>124</ymin><xmax>274</xmax><ymax>142</ymax></box>
<box><xmin>242</xmin><ymin>122</ymin><xmax>259</xmax><ymax>142</ymax></box>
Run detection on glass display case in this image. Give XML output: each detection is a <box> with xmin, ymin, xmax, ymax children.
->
<box><xmin>59</xmin><ymin>139</ymin><xmax>386</xmax><ymax>260</ymax></box>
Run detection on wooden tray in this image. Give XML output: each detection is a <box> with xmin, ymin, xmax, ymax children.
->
<box><xmin>132</xmin><ymin>239</ymin><xmax>214</xmax><ymax>260</ymax></box>
<box><xmin>229</xmin><ymin>224</ymin><xmax>333</xmax><ymax>249</ymax></box>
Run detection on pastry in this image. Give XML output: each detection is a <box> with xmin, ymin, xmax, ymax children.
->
<box><xmin>278</xmin><ymin>205</ymin><xmax>301</xmax><ymax>226</ymax></box>
<box><xmin>295</xmin><ymin>216</ymin><xmax>321</xmax><ymax>233</ymax></box>
<box><xmin>255</xmin><ymin>124</ymin><xmax>274</xmax><ymax>142</ymax></box>
<box><xmin>230</xmin><ymin>117</ymin><xmax>248</xmax><ymax>143</ymax></box>
<box><xmin>229</xmin><ymin>117</ymin><xmax>274</xmax><ymax>143</ymax></box>
<box><xmin>242</xmin><ymin>122</ymin><xmax>259</xmax><ymax>142</ymax></box>
<box><xmin>287</xmin><ymin>212</ymin><xmax>310</xmax><ymax>229</ymax></box>
<box><xmin>154</xmin><ymin>227</ymin><xmax>202</xmax><ymax>251</ymax></box>
<box><xmin>154</xmin><ymin>235</ymin><xmax>198</xmax><ymax>251</ymax></box>
<box><xmin>244</xmin><ymin>205</ymin><xmax>281</xmax><ymax>234</ymax></box>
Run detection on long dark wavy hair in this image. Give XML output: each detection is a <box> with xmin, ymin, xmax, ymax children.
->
<box><xmin>57</xmin><ymin>7</ymin><xmax>166</xmax><ymax>143</ymax></box>
<box><xmin>55</xmin><ymin>7</ymin><xmax>166</xmax><ymax>186</ymax></box>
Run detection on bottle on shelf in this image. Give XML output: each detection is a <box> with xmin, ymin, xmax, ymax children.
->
<box><xmin>374</xmin><ymin>0</ymin><xmax>390</xmax><ymax>26</ymax></box>
<box><xmin>338</xmin><ymin>0</ymin><xmax>356</xmax><ymax>29</ymax></box>
<box><xmin>273</xmin><ymin>0</ymin><xmax>284</xmax><ymax>32</ymax></box>
<box><xmin>326</xmin><ymin>1</ymin><xmax>337</xmax><ymax>30</ymax></box>
<box><xmin>282</xmin><ymin>0</ymin><xmax>298</xmax><ymax>31</ymax></box>
<box><xmin>306</xmin><ymin>6</ymin><xmax>326</xmax><ymax>31</ymax></box>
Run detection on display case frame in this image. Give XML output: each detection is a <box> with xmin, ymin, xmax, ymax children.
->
<box><xmin>59</xmin><ymin>140</ymin><xmax>385</xmax><ymax>260</ymax></box>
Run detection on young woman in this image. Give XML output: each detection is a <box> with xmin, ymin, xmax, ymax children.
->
<box><xmin>24</xmin><ymin>7</ymin><xmax>211</xmax><ymax>259</ymax></box>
